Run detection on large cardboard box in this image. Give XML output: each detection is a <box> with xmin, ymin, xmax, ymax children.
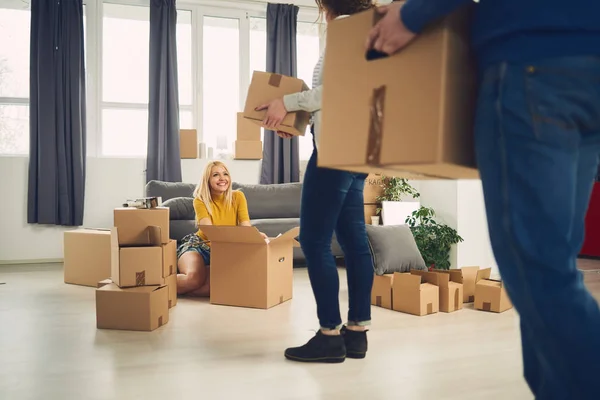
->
<box><xmin>413</xmin><ymin>270</ymin><xmax>463</xmax><ymax>313</ymax></box>
<box><xmin>64</xmin><ymin>229</ymin><xmax>115</xmax><ymax>287</ymax></box>
<box><xmin>371</xmin><ymin>274</ymin><xmax>394</xmax><ymax>309</ymax></box>
<box><xmin>96</xmin><ymin>283</ymin><xmax>169</xmax><ymax>331</ymax></box>
<box><xmin>237</xmin><ymin>112</ymin><xmax>261</xmax><ymax>141</ymax></box>
<box><xmin>180</xmin><ymin>129</ymin><xmax>198</xmax><ymax>159</ymax></box>
<box><xmin>166</xmin><ymin>273</ymin><xmax>178</xmax><ymax>309</ymax></box>
<box><xmin>392</xmin><ymin>271</ymin><xmax>439</xmax><ymax>316</ymax></box>
<box><xmin>201</xmin><ymin>226</ymin><xmax>300</xmax><ymax>309</ymax></box>
<box><xmin>319</xmin><ymin>6</ymin><xmax>477</xmax><ymax>179</ymax></box>
<box><xmin>113</xmin><ymin>207</ymin><xmax>170</xmax><ymax>246</ymax></box>
<box><xmin>434</xmin><ymin>266</ymin><xmax>491</xmax><ymax>303</ymax></box>
<box><xmin>234</xmin><ymin>140</ymin><xmax>263</xmax><ymax>160</ymax></box>
<box><xmin>243</xmin><ymin>71</ymin><xmax>311</xmax><ymax>136</ymax></box>
<box><xmin>474</xmin><ymin>270</ymin><xmax>513</xmax><ymax>313</ymax></box>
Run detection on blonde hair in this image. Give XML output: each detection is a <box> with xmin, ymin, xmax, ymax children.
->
<box><xmin>193</xmin><ymin>161</ymin><xmax>234</xmax><ymax>217</ymax></box>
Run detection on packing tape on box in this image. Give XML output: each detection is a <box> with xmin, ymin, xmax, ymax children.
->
<box><xmin>136</xmin><ymin>271</ymin><xmax>146</xmax><ymax>286</ymax></box>
<box><xmin>268</xmin><ymin>73</ymin><xmax>283</xmax><ymax>87</ymax></box>
<box><xmin>367</xmin><ymin>85</ymin><xmax>386</xmax><ymax>166</ymax></box>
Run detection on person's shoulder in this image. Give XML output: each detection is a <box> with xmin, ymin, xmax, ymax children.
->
<box><xmin>233</xmin><ymin>190</ymin><xmax>247</xmax><ymax>200</ymax></box>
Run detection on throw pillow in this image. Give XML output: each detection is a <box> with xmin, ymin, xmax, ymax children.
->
<box><xmin>162</xmin><ymin>197</ymin><xmax>195</xmax><ymax>220</ymax></box>
<box><xmin>366</xmin><ymin>224</ymin><xmax>427</xmax><ymax>275</ymax></box>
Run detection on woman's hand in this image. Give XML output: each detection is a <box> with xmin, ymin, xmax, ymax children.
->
<box><xmin>276</xmin><ymin>131</ymin><xmax>293</xmax><ymax>139</ymax></box>
<box><xmin>255</xmin><ymin>98</ymin><xmax>288</xmax><ymax>130</ymax></box>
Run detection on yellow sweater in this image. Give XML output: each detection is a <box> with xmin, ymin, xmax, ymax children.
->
<box><xmin>194</xmin><ymin>190</ymin><xmax>250</xmax><ymax>242</ymax></box>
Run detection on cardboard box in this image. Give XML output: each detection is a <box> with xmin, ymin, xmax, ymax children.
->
<box><xmin>392</xmin><ymin>272</ymin><xmax>439</xmax><ymax>316</ymax></box>
<box><xmin>97</xmin><ymin>278</ymin><xmax>112</xmax><ymax>289</ymax></box>
<box><xmin>434</xmin><ymin>266</ymin><xmax>491</xmax><ymax>303</ymax></box>
<box><xmin>319</xmin><ymin>6</ymin><xmax>477</xmax><ymax>179</ymax></box>
<box><xmin>474</xmin><ymin>270</ymin><xmax>513</xmax><ymax>313</ymax></box>
<box><xmin>113</xmin><ymin>207</ymin><xmax>170</xmax><ymax>246</ymax></box>
<box><xmin>96</xmin><ymin>283</ymin><xmax>169</xmax><ymax>331</ymax></box>
<box><xmin>371</xmin><ymin>274</ymin><xmax>394</xmax><ymax>309</ymax></box>
<box><xmin>243</xmin><ymin>71</ymin><xmax>311</xmax><ymax>136</ymax></box>
<box><xmin>201</xmin><ymin>226</ymin><xmax>300</xmax><ymax>309</ymax></box>
<box><xmin>64</xmin><ymin>229</ymin><xmax>115</xmax><ymax>287</ymax></box>
<box><xmin>237</xmin><ymin>112</ymin><xmax>261</xmax><ymax>141</ymax></box>
<box><xmin>162</xmin><ymin>240</ymin><xmax>177</xmax><ymax>277</ymax></box>
<box><xmin>413</xmin><ymin>270</ymin><xmax>463</xmax><ymax>313</ymax></box>
<box><xmin>234</xmin><ymin>140</ymin><xmax>263</xmax><ymax>160</ymax></box>
<box><xmin>166</xmin><ymin>273</ymin><xmax>178</xmax><ymax>309</ymax></box>
<box><xmin>364</xmin><ymin>174</ymin><xmax>384</xmax><ymax>204</ymax></box>
<box><xmin>364</xmin><ymin>204</ymin><xmax>378</xmax><ymax>224</ymax></box>
<box><xmin>180</xmin><ymin>129</ymin><xmax>198</xmax><ymax>159</ymax></box>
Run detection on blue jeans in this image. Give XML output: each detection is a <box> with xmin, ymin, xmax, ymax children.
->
<box><xmin>475</xmin><ymin>56</ymin><xmax>600</xmax><ymax>399</ymax></box>
<box><xmin>300</xmin><ymin>147</ymin><xmax>374</xmax><ymax>330</ymax></box>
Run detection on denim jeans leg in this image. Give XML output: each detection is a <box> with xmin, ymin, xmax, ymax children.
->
<box><xmin>475</xmin><ymin>57</ymin><xmax>600</xmax><ymax>400</ymax></box>
<box><xmin>300</xmin><ymin>149</ymin><xmax>354</xmax><ymax>330</ymax></box>
<box><xmin>334</xmin><ymin>174</ymin><xmax>374</xmax><ymax>326</ymax></box>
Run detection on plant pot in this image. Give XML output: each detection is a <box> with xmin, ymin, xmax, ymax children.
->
<box><xmin>381</xmin><ymin>201</ymin><xmax>420</xmax><ymax>226</ymax></box>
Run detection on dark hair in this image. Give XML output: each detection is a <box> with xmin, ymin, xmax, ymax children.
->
<box><xmin>315</xmin><ymin>0</ymin><xmax>376</xmax><ymax>19</ymax></box>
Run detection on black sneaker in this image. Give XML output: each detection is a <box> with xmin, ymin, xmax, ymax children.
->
<box><xmin>284</xmin><ymin>331</ymin><xmax>346</xmax><ymax>363</ymax></box>
<box><xmin>341</xmin><ymin>326</ymin><xmax>368</xmax><ymax>359</ymax></box>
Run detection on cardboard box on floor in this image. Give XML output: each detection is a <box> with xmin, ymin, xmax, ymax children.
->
<box><xmin>412</xmin><ymin>270</ymin><xmax>463</xmax><ymax>313</ymax></box>
<box><xmin>96</xmin><ymin>283</ymin><xmax>169</xmax><ymax>331</ymax></box>
<box><xmin>371</xmin><ymin>274</ymin><xmax>394</xmax><ymax>309</ymax></box>
<box><xmin>433</xmin><ymin>266</ymin><xmax>491</xmax><ymax>303</ymax></box>
<box><xmin>243</xmin><ymin>71</ymin><xmax>311</xmax><ymax>137</ymax></box>
<box><xmin>114</xmin><ymin>207</ymin><xmax>170</xmax><ymax>246</ymax></box>
<box><xmin>201</xmin><ymin>226</ymin><xmax>300</xmax><ymax>309</ymax></box>
<box><xmin>166</xmin><ymin>273</ymin><xmax>178</xmax><ymax>309</ymax></box>
<box><xmin>474</xmin><ymin>269</ymin><xmax>513</xmax><ymax>313</ymax></box>
<box><xmin>64</xmin><ymin>229</ymin><xmax>114</xmax><ymax>287</ymax></box>
<box><xmin>234</xmin><ymin>140</ymin><xmax>263</xmax><ymax>160</ymax></box>
<box><xmin>237</xmin><ymin>112</ymin><xmax>261</xmax><ymax>141</ymax></box>
<box><xmin>319</xmin><ymin>5</ymin><xmax>477</xmax><ymax>179</ymax></box>
<box><xmin>392</xmin><ymin>271</ymin><xmax>439</xmax><ymax>316</ymax></box>
<box><xmin>180</xmin><ymin>129</ymin><xmax>198</xmax><ymax>159</ymax></box>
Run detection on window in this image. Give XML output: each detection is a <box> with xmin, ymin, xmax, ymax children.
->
<box><xmin>101</xmin><ymin>4</ymin><xmax>193</xmax><ymax>157</ymax></box>
<box><xmin>0</xmin><ymin>4</ymin><xmax>30</xmax><ymax>155</ymax></box>
<box><xmin>202</xmin><ymin>16</ymin><xmax>240</xmax><ymax>157</ymax></box>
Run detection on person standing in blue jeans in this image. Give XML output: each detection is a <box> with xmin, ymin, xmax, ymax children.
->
<box><xmin>367</xmin><ymin>0</ymin><xmax>600</xmax><ymax>398</ymax></box>
<box><xmin>257</xmin><ymin>0</ymin><xmax>377</xmax><ymax>363</ymax></box>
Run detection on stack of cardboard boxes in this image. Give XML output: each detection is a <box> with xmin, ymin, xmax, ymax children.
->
<box><xmin>371</xmin><ymin>267</ymin><xmax>512</xmax><ymax>316</ymax></box>
<box><xmin>234</xmin><ymin>112</ymin><xmax>263</xmax><ymax>160</ymax></box>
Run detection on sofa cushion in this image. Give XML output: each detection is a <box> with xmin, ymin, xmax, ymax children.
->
<box><xmin>146</xmin><ymin>180</ymin><xmax>196</xmax><ymax>202</ymax></box>
<box><xmin>163</xmin><ymin>197</ymin><xmax>195</xmax><ymax>220</ymax></box>
<box><xmin>236</xmin><ymin>183</ymin><xmax>301</xmax><ymax>219</ymax></box>
<box><xmin>366</xmin><ymin>224</ymin><xmax>427</xmax><ymax>275</ymax></box>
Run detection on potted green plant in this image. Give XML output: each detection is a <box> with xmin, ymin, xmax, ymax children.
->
<box><xmin>376</xmin><ymin>176</ymin><xmax>420</xmax><ymax>225</ymax></box>
<box><xmin>405</xmin><ymin>206</ymin><xmax>464</xmax><ymax>270</ymax></box>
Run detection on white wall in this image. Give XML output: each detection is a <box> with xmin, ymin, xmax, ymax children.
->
<box><xmin>0</xmin><ymin>156</ymin><xmax>261</xmax><ymax>263</ymax></box>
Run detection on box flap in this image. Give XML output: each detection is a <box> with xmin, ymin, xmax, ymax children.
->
<box><xmin>200</xmin><ymin>225</ymin><xmax>265</xmax><ymax>244</ymax></box>
<box><xmin>98</xmin><ymin>283</ymin><xmax>163</xmax><ymax>293</ymax></box>
<box><xmin>269</xmin><ymin>227</ymin><xmax>300</xmax><ymax>246</ymax></box>
<box><xmin>410</xmin><ymin>270</ymin><xmax>441</xmax><ymax>286</ymax></box>
<box><xmin>476</xmin><ymin>268</ymin><xmax>492</xmax><ymax>281</ymax></box>
<box><xmin>393</xmin><ymin>272</ymin><xmax>422</xmax><ymax>288</ymax></box>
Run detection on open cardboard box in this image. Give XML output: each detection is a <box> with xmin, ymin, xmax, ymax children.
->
<box><xmin>392</xmin><ymin>271</ymin><xmax>439</xmax><ymax>316</ymax></box>
<box><xmin>474</xmin><ymin>269</ymin><xmax>513</xmax><ymax>313</ymax></box>
<box><xmin>201</xmin><ymin>225</ymin><xmax>300</xmax><ymax>309</ymax></box>
<box><xmin>63</xmin><ymin>228</ymin><xmax>114</xmax><ymax>287</ymax></box>
<box><xmin>433</xmin><ymin>266</ymin><xmax>491</xmax><ymax>303</ymax></box>
<box><xmin>371</xmin><ymin>274</ymin><xmax>394</xmax><ymax>309</ymax></box>
<box><xmin>114</xmin><ymin>207</ymin><xmax>170</xmax><ymax>246</ymax></box>
<box><xmin>412</xmin><ymin>269</ymin><xmax>463</xmax><ymax>313</ymax></box>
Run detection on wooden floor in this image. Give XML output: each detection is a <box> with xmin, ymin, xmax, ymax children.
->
<box><xmin>0</xmin><ymin>260</ymin><xmax>599</xmax><ymax>400</ymax></box>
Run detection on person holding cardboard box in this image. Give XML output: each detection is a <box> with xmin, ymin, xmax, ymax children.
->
<box><xmin>176</xmin><ymin>161</ymin><xmax>268</xmax><ymax>297</ymax></box>
<box><xmin>258</xmin><ymin>0</ymin><xmax>377</xmax><ymax>364</ymax></box>
<box><xmin>366</xmin><ymin>0</ymin><xmax>600</xmax><ymax>398</ymax></box>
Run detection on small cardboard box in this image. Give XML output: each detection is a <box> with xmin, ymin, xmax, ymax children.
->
<box><xmin>96</xmin><ymin>283</ymin><xmax>169</xmax><ymax>331</ymax></box>
<box><xmin>243</xmin><ymin>71</ymin><xmax>311</xmax><ymax>136</ymax></box>
<box><xmin>180</xmin><ymin>129</ymin><xmax>198</xmax><ymax>159</ymax></box>
<box><xmin>97</xmin><ymin>278</ymin><xmax>112</xmax><ymax>289</ymax></box>
<box><xmin>392</xmin><ymin>271</ymin><xmax>439</xmax><ymax>316</ymax></box>
<box><xmin>166</xmin><ymin>273</ymin><xmax>178</xmax><ymax>309</ymax></box>
<box><xmin>237</xmin><ymin>112</ymin><xmax>261</xmax><ymax>141</ymax></box>
<box><xmin>434</xmin><ymin>266</ymin><xmax>491</xmax><ymax>303</ymax></box>
<box><xmin>201</xmin><ymin>226</ymin><xmax>300</xmax><ymax>309</ymax></box>
<box><xmin>113</xmin><ymin>207</ymin><xmax>170</xmax><ymax>246</ymax></box>
<box><xmin>413</xmin><ymin>270</ymin><xmax>463</xmax><ymax>313</ymax></box>
<box><xmin>474</xmin><ymin>270</ymin><xmax>513</xmax><ymax>313</ymax></box>
<box><xmin>371</xmin><ymin>274</ymin><xmax>394</xmax><ymax>309</ymax></box>
<box><xmin>319</xmin><ymin>6</ymin><xmax>477</xmax><ymax>179</ymax></box>
<box><xmin>64</xmin><ymin>229</ymin><xmax>115</xmax><ymax>287</ymax></box>
<box><xmin>234</xmin><ymin>140</ymin><xmax>263</xmax><ymax>160</ymax></box>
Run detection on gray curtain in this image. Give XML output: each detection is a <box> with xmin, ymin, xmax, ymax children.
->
<box><xmin>261</xmin><ymin>3</ymin><xmax>300</xmax><ymax>184</ymax></box>
<box><xmin>147</xmin><ymin>0</ymin><xmax>182</xmax><ymax>183</ymax></box>
<box><xmin>28</xmin><ymin>0</ymin><xmax>86</xmax><ymax>226</ymax></box>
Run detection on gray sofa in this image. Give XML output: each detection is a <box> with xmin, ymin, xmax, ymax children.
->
<box><xmin>145</xmin><ymin>180</ymin><xmax>344</xmax><ymax>264</ymax></box>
